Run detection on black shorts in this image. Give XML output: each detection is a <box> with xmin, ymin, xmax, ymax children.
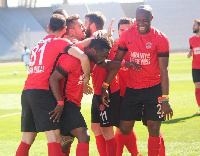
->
<box><xmin>120</xmin><ymin>83</ymin><xmax>164</xmax><ymax>121</ymax></box>
<box><xmin>121</xmin><ymin>96</ymin><xmax>147</xmax><ymax>126</ymax></box>
<box><xmin>60</xmin><ymin>100</ymin><xmax>87</xmax><ymax>135</ymax></box>
<box><xmin>91</xmin><ymin>90</ymin><xmax>120</xmax><ymax>127</ymax></box>
<box><xmin>192</xmin><ymin>69</ymin><xmax>200</xmax><ymax>83</ymax></box>
<box><xmin>141</xmin><ymin>107</ymin><xmax>147</xmax><ymax>126</ymax></box>
<box><xmin>21</xmin><ymin>89</ymin><xmax>60</xmax><ymax>132</ymax></box>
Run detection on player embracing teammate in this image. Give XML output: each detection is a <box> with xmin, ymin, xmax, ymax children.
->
<box><xmin>16</xmin><ymin>5</ymin><xmax>174</xmax><ymax>156</ymax></box>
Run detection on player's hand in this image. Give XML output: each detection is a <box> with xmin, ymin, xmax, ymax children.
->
<box><xmin>93</xmin><ymin>19</ymin><xmax>115</xmax><ymax>39</ymax></box>
<box><xmin>71</xmin><ymin>38</ymin><xmax>79</xmax><ymax>44</ymax></box>
<box><xmin>130</xmin><ymin>18</ymin><xmax>136</xmax><ymax>28</ymax></box>
<box><xmin>101</xmin><ymin>88</ymin><xmax>110</xmax><ymax>107</ymax></box>
<box><xmin>49</xmin><ymin>105</ymin><xmax>64</xmax><ymax>122</ymax></box>
<box><xmin>187</xmin><ymin>52</ymin><xmax>192</xmax><ymax>58</ymax></box>
<box><xmin>83</xmin><ymin>83</ymin><xmax>93</xmax><ymax>95</ymax></box>
<box><xmin>105</xmin><ymin>18</ymin><xmax>115</xmax><ymax>38</ymax></box>
<box><xmin>161</xmin><ymin>101</ymin><xmax>173</xmax><ymax>121</ymax></box>
<box><xmin>125</xmin><ymin>62</ymin><xmax>141</xmax><ymax>70</ymax></box>
<box><xmin>93</xmin><ymin>30</ymin><xmax>106</xmax><ymax>38</ymax></box>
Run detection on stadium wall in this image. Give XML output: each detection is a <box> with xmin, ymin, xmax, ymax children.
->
<box><xmin>0</xmin><ymin>7</ymin><xmax>47</xmax><ymax>62</ymax></box>
<box><xmin>0</xmin><ymin>1</ymin><xmax>198</xmax><ymax>62</ymax></box>
<box><xmin>145</xmin><ymin>0</ymin><xmax>200</xmax><ymax>52</ymax></box>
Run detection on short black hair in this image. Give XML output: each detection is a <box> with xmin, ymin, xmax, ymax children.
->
<box><xmin>85</xmin><ymin>11</ymin><xmax>106</xmax><ymax>30</ymax></box>
<box><xmin>118</xmin><ymin>17</ymin><xmax>131</xmax><ymax>30</ymax></box>
<box><xmin>66</xmin><ymin>14</ymin><xmax>80</xmax><ymax>32</ymax></box>
<box><xmin>89</xmin><ymin>36</ymin><xmax>111</xmax><ymax>53</ymax></box>
<box><xmin>52</xmin><ymin>9</ymin><xmax>68</xmax><ymax>19</ymax></box>
<box><xmin>49</xmin><ymin>14</ymin><xmax>66</xmax><ymax>32</ymax></box>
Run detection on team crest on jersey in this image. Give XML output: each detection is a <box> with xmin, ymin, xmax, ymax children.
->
<box><xmin>99</xmin><ymin>104</ymin><xmax>105</xmax><ymax>111</ymax></box>
<box><xmin>146</xmin><ymin>42</ymin><xmax>152</xmax><ymax>49</ymax></box>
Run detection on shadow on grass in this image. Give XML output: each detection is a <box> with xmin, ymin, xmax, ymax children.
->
<box><xmin>162</xmin><ymin>113</ymin><xmax>199</xmax><ymax>124</ymax></box>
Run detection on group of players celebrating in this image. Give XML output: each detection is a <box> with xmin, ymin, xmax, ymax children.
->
<box><xmin>16</xmin><ymin>4</ymin><xmax>175</xmax><ymax>156</ymax></box>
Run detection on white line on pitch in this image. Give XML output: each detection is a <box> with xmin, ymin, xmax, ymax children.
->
<box><xmin>0</xmin><ymin>112</ymin><xmax>21</xmax><ymax>118</ymax></box>
<box><xmin>0</xmin><ymin>100</ymin><xmax>92</xmax><ymax>118</ymax></box>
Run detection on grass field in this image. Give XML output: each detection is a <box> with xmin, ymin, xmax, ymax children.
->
<box><xmin>0</xmin><ymin>53</ymin><xmax>200</xmax><ymax>156</ymax></box>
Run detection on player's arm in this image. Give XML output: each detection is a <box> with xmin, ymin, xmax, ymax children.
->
<box><xmin>157</xmin><ymin>34</ymin><xmax>173</xmax><ymax>120</ymax></box>
<box><xmin>98</xmin><ymin>58</ymin><xmax>140</xmax><ymax>70</ymax></box>
<box><xmin>158</xmin><ymin>56</ymin><xmax>173</xmax><ymax>120</ymax></box>
<box><xmin>99</xmin><ymin>57</ymin><xmax>140</xmax><ymax>106</ymax></box>
<box><xmin>187</xmin><ymin>40</ymin><xmax>193</xmax><ymax>58</ymax></box>
<box><xmin>66</xmin><ymin>46</ymin><xmax>90</xmax><ymax>85</ymax></box>
<box><xmin>187</xmin><ymin>49</ymin><xmax>192</xmax><ymax>58</ymax></box>
<box><xmin>75</xmin><ymin>37</ymin><xmax>93</xmax><ymax>49</ymax></box>
<box><xmin>100</xmin><ymin>49</ymin><xmax>126</xmax><ymax>106</ymax></box>
<box><xmin>49</xmin><ymin>69</ymin><xmax>66</xmax><ymax>122</ymax></box>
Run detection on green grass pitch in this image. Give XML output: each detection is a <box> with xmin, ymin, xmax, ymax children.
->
<box><xmin>0</xmin><ymin>53</ymin><xmax>200</xmax><ymax>156</ymax></box>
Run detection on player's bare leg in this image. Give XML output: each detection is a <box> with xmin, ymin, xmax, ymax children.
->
<box><xmin>45</xmin><ymin>129</ymin><xmax>65</xmax><ymax>156</ymax></box>
<box><xmin>115</xmin><ymin>127</ymin><xmax>140</xmax><ymax>156</ymax></box>
<box><xmin>16</xmin><ymin>132</ymin><xmax>37</xmax><ymax>156</ymax></box>
<box><xmin>71</xmin><ymin>127</ymin><xmax>90</xmax><ymax>156</ymax></box>
<box><xmin>91</xmin><ymin>123</ymin><xmax>107</xmax><ymax>156</ymax></box>
<box><xmin>147</xmin><ymin>120</ymin><xmax>162</xmax><ymax>156</ymax></box>
<box><xmin>119</xmin><ymin>120</ymin><xmax>141</xmax><ymax>156</ymax></box>
<box><xmin>101</xmin><ymin>126</ymin><xmax>117</xmax><ymax>156</ymax></box>
<box><xmin>92</xmin><ymin>122</ymin><xmax>117</xmax><ymax>156</ymax></box>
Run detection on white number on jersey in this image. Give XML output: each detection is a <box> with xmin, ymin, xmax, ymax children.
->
<box><xmin>29</xmin><ymin>43</ymin><xmax>47</xmax><ymax>66</ymax></box>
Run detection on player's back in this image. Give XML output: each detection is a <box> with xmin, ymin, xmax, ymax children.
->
<box><xmin>24</xmin><ymin>35</ymin><xmax>72</xmax><ymax>90</ymax></box>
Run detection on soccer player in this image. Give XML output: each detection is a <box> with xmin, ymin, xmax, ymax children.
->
<box><xmin>85</xmin><ymin>11</ymin><xmax>120</xmax><ymax>156</ymax></box>
<box><xmin>188</xmin><ymin>19</ymin><xmax>200</xmax><ymax>115</ymax></box>
<box><xmin>101</xmin><ymin>5</ymin><xmax>173</xmax><ymax>156</ymax></box>
<box><xmin>114</xmin><ymin>17</ymin><xmax>141</xmax><ymax>156</ymax></box>
<box><xmin>60</xmin><ymin>13</ymin><xmax>87</xmax><ymax>155</ymax></box>
<box><xmin>16</xmin><ymin>14</ymin><xmax>91</xmax><ymax>156</ymax></box>
<box><xmin>60</xmin><ymin>13</ymin><xmax>121</xmax><ymax>156</ymax></box>
<box><xmin>116</xmin><ymin>17</ymin><xmax>165</xmax><ymax>156</ymax></box>
<box><xmin>66</xmin><ymin>14</ymin><xmax>86</xmax><ymax>42</ymax></box>
<box><xmin>21</xmin><ymin>46</ymin><xmax>31</xmax><ymax>71</ymax></box>
<box><xmin>49</xmin><ymin>36</ymin><xmax>112</xmax><ymax>156</ymax></box>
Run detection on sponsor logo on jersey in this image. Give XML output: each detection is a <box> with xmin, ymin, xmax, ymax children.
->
<box><xmin>130</xmin><ymin>51</ymin><xmax>150</xmax><ymax>65</ymax></box>
<box><xmin>193</xmin><ymin>47</ymin><xmax>200</xmax><ymax>55</ymax></box>
<box><xmin>28</xmin><ymin>65</ymin><xmax>44</xmax><ymax>74</ymax></box>
<box><xmin>146</xmin><ymin>42</ymin><xmax>152</xmax><ymax>49</ymax></box>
